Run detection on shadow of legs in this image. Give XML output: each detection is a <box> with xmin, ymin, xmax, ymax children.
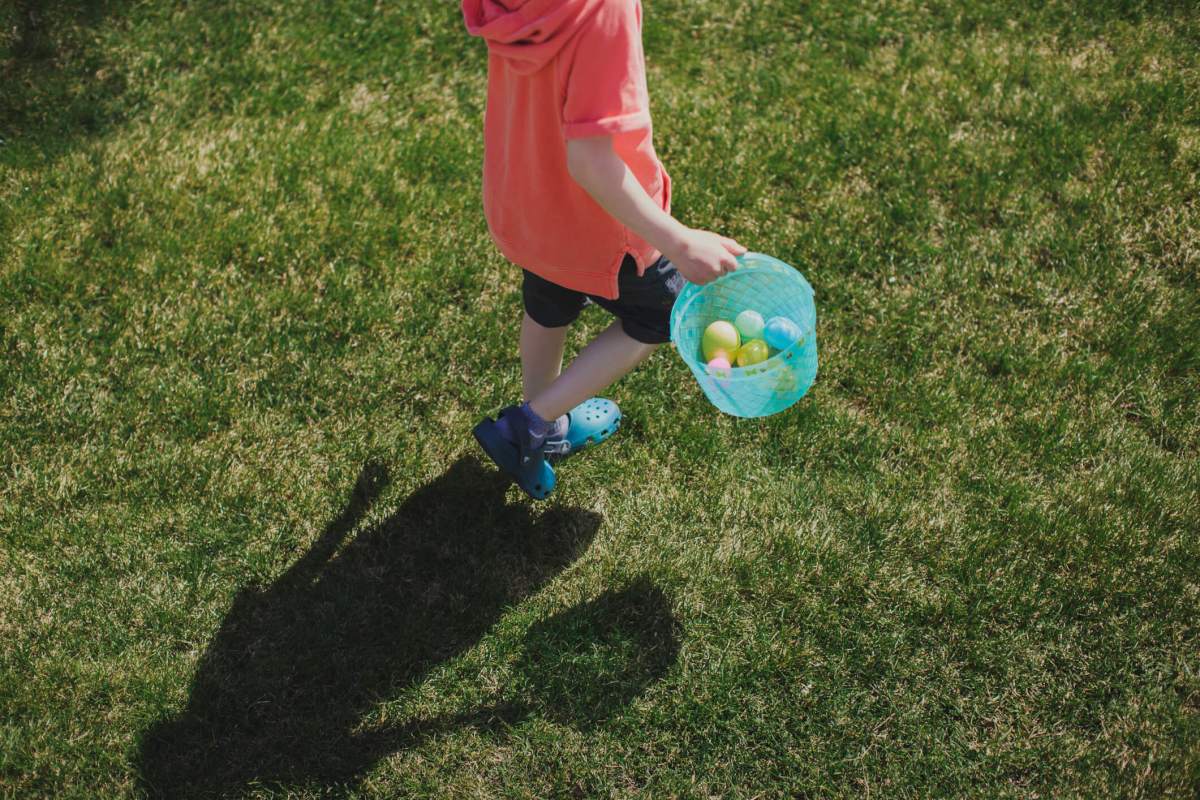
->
<box><xmin>136</xmin><ymin>455</ymin><xmax>600</xmax><ymax>798</ymax></box>
<box><xmin>514</xmin><ymin>576</ymin><xmax>681</xmax><ymax>728</ymax></box>
<box><xmin>356</xmin><ymin>577</ymin><xmax>682</xmax><ymax>754</ymax></box>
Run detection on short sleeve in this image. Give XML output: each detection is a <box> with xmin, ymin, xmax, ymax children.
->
<box><xmin>561</xmin><ymin>1</ymin><xmax>650</xmax><ymax>140</ymax></box>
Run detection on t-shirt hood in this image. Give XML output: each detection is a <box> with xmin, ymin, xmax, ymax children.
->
<box><xmin>462</xmin><ymin>0</ymin><xmax>605</xmax><ymax>74</ymax></box>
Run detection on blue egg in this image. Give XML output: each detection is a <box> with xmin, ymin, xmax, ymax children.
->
<box><xmin>764</xmin><ymin>316</ymin><xmax>802</xmax><ymax>351</ymax></box>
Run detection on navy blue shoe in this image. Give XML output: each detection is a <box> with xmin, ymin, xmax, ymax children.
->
<box><xmin>473</xmin><ymin>406</ymin><xmax>556</xmax><ymax>500</ymax></box>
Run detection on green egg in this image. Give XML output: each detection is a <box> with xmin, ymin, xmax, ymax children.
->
<box><xmin>734</xmin><ymin>310</ymin><xmax>765</xmax><ymax>341</ymax></box>
<box><xmin>735</xmin><ymin>339</ymin><xmax>769</xmax><ymax>367</ymax></box>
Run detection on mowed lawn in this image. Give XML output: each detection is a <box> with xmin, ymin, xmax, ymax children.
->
<box><xmin>2</xmin><ymin>0</ymin><xmax>1198</xmax><ymax>797</ymax></box>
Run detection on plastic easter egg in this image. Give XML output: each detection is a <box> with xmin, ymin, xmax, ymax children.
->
<box><xmin>764</xmin><ymin>316</ymin><xmax>802</xmax><ymax>351</ymax></box>
<box><xmin>702</xmin><ymin>321</ymin><xmax>741</xmax><ymax>362</ymax></box>
<box><xmin>735</xmin><ymin>339</ymin><xmax>769</xmax><ymax>367</ymax></box>
<box><xmin>707</xmin><ymin>355</ymin><xmax>732</xmax><ymax>388</ymax></box>
<box><xmin>708</xmin><ymin>348</ymin><xmax>735</xmax><ymax>364</ymax></box>
<box><xmin>734</xmin><ymin>309</ymin><xmax>765</xmax><ymax>341</ymax></box>
<box><xmin>707</xmin><ymin>355</ymin><xmax>732</xmax><ymax>374</ymax></box>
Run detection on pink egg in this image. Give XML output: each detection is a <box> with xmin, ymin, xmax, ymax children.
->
<box><xmin>707</xmin><ymin>356</ymin><xmax>732</xmax><ymax>389</ymax></box>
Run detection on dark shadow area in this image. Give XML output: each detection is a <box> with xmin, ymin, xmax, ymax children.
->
<box><xmin>513</xmin><ymin>576</ymin><xmax>680</xmax><ymax>728</ymax></box>
<box><xmin>368</xmin><ymin>575</ymin><xmax>683</xmax><ymax>753</ymax></box>
<box><xmin>1</xmin><ymin>0</ymin><xmax>126</xmax><ymax>148</ymax></box>
<box><xmin>136</xmin><ymin>455</ymin><xmax>606</xmax><ymax>798</ymax></box>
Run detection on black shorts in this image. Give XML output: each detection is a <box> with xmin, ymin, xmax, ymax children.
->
<box><xmin>521</xmin><ymin>254</ymin><xmax>685</xmax><ymax>345</ymax></box>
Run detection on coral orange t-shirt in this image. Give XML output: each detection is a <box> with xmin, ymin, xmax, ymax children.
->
<box><xmin>462</xmin><ymin>0</ymin><xmax>671</xmax><ymax>300</ymax></box>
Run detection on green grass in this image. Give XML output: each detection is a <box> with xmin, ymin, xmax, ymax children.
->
<box><xmin>2</xmin><ymin>0</ymin><xmax>1198</xmax><ymax>797</ymax></box>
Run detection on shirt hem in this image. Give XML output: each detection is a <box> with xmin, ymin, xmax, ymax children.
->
<box><xmin>491</xmin><ymin>231</ymin><xmax>627</xmax><ymax>300</ymax></box>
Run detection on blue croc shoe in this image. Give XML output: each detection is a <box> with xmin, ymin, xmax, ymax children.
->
<box><xmin>473</xmin><ymin>406</ymin><xmax>557</xmax><ymax>500</ymax></box>
<box><xmin>544</xmin><ymin>398</ymin><xmax>621</xmax><ymax>463</ymax></box>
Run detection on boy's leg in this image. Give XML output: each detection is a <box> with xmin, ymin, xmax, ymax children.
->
<box><xmin>475</xmin><ymin>257</ymin><xmax>675</xmax><ymax>497</ymax></box>
<box><xmin>527</xmin><ymin>321</ymin><xmax>656</xmax><ymax>422</ymax></box>
<box><xmin>520</xmin><ymin>312</ymin><xmax>569</xmax><ymax>402</ymax></box>
<box><xmin>517</xmin><ymin>270</ymin><xmax>588</xmax><ymax>405</ymax></box>
<box><xmin>474</xmin><ymin>276</ymin><xmax>583</xmax><ymax>500</ymax></box>
<box><xmin>526</xmin><ymin>254</ymin><xmax>679</xmax><ymax>422</ymax></box>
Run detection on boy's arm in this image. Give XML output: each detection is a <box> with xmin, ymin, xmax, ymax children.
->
<box><xmin>566</xmin><ymin>137</ymin><xmax>745</xmax><ymax>285</ymax></box>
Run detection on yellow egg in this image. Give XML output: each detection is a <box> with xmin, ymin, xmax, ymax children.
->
<box><xmin>736</xmin><ymin>339</ymin><xmax>769</xmax><ymax>367</ymax></box>
<box><xmin>702</xmin><ymin>321</ymin><xmax>741</xmax><ymax>362</ymax></box>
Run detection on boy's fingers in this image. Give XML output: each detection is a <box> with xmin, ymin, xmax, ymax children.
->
<box><xmin>721</xmin><ymin>237</ymin><xmax>747</xmax><ymax>255</ymax></box>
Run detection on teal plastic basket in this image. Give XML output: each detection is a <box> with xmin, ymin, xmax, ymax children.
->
<box><xmin>669</xmin><ymin>252</ymin><xmax>817</xmax><ymax>418</ymax></box>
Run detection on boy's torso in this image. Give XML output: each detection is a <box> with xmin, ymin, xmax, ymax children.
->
<box><xmin>465</xmin><ymin>0</ymin><xmax>670</xmax><ymax>300</ymax></box>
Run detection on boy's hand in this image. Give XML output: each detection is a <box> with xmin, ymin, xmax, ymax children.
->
<box><xmin>663</xmin><ymin>228</ymin><xmax>747</xmax><ymax>286</ymax></box>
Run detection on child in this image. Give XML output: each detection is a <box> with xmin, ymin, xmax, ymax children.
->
<box><xmin>463</xmin><ymin>0</ymin><xmax>745</xmax><ymax>498</ymax></box>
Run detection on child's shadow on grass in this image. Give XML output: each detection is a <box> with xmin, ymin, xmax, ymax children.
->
<box><xmin>136</xmin><ymin>456</ymin><xmax>680</xmax><ymax>798</ymax></box>
<box><xmin>2</xmin><ymin>1</ymin><xmax>128</xmax><ymax>144</ymax></box>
